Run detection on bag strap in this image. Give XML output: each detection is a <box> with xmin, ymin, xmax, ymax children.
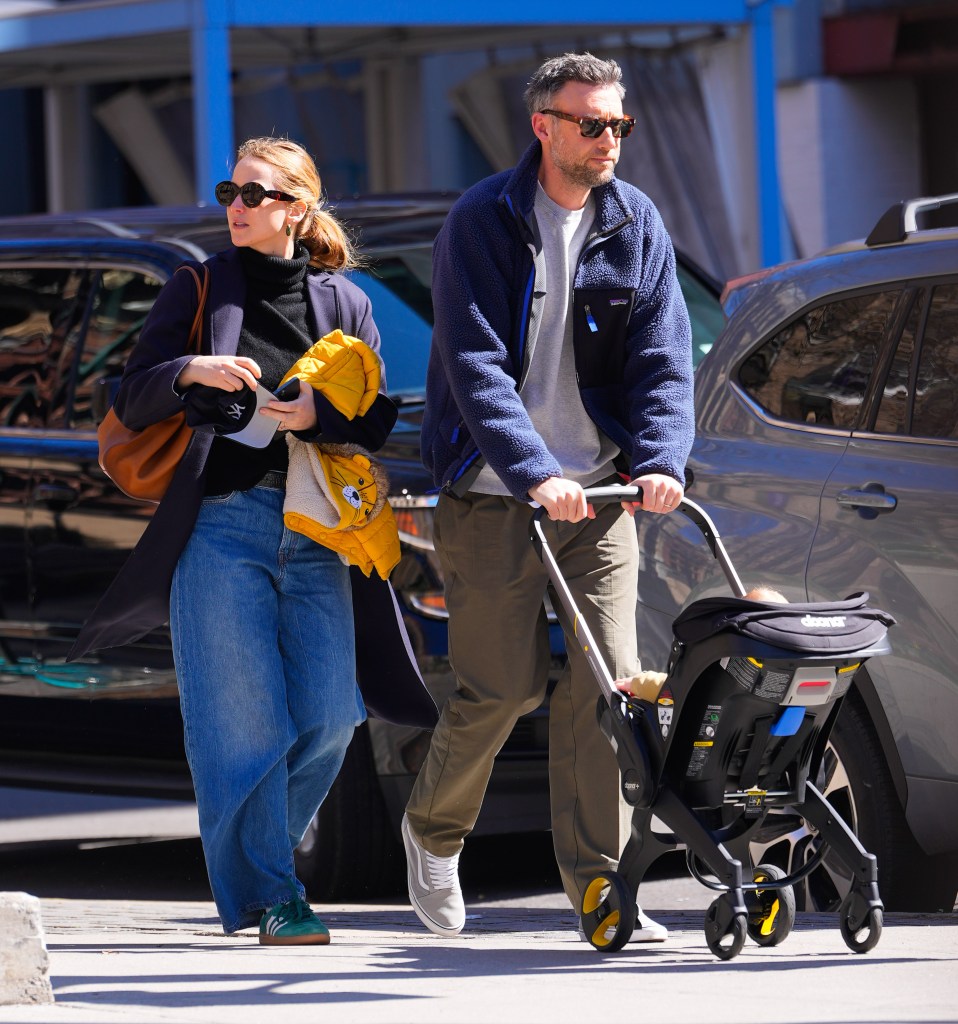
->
<box><xmin>174</xmin><ymin>264</ymin><xmax>211</xmax><ymax>356</ymax></box>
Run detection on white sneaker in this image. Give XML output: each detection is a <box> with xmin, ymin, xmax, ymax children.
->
<box><xmin>578</xmin><ymin>904</ymin><xmax>668</xmax><ymax>944</ymax></box>
<box><xmin>401</xmin><ymin>813</ymin><xmax>465</xmax><ymax>937</ymax></box>
<box><xmin>631</xmin><ymin>905</ymin><xmax>668</xmax><ymax>943</ymax></box>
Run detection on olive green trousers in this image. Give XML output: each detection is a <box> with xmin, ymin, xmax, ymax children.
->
<box><xmin>404</xmin><ymin>490</ymin><xmax>640</xmax><ymax>909</ymax></box>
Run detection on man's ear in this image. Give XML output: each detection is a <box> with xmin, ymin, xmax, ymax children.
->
<box><xmin>531</xmin><ymin>111</ymin><xmax>551</xmax><ymax>144</ymax></box>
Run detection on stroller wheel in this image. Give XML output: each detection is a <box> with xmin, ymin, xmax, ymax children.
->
<box><xmin>838</xmin><ymin>892</ymin><xmax>883</xmax><ymax>953</ymax></box>
<box><xmin>580</xmin><ymin>873</ymin><xmax>636</xmax><ymax>951</ymax></box>
<box><xmin>746</xmin><ymin>863</ymin><xmax>796</xmax><ymax>946</ymax></box>
<box><xmin>704</xmin><ymin>893</ymin><xmax>747</xmax><ymax>961</ymax></box>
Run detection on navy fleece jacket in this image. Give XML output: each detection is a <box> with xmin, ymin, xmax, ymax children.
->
<box><xmin>422</xmin><ymin>141</ymin><xmax>694</xmax><ymax>500</ymax></box>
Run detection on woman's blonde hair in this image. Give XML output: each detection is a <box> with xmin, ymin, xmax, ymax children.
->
<box><xmin>235</xmin><ymin>136</ymin><xmax>359</xmax><ymax>271</ymax></box>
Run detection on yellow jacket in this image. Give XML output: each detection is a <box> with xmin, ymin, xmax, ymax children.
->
<box><xmin>282</xmin><ymin>331</ymin><xmax>401</xmax><ymax>580</ymax></box>
<box><xmin>279</xmin><ymin>329</ymin><xmax>382</xmax><ymax>419</ymax></box>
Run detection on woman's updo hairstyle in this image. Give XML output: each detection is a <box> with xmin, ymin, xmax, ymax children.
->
<box><xmin>235</xmin><ymin>136</ymin><xmax>359</xmax><ymax>271</ymax></box>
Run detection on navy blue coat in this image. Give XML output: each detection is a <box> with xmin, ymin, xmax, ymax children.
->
<box><xmin>422</xmin><ymin>141</ymin><xmax>694</xmax><ymax>500</ymax></box>
<box><xmin>68</xmin><ymin>247</ymin><xmax>438</xmax><ymax>729</ymax></box>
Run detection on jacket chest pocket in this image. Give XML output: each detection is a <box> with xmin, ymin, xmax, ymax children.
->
<box><xmin>572</xmin><ymin>287</ymin><xmax>636</xmax><ymax>388</ymax></box>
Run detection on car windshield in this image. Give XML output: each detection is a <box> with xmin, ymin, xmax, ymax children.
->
<box><xmin>347</xmin><ymin>246</ymin><xmax>434</xmax><ymax>401</ymax></box>
<box><xmin>676</xmin><ymin>261</ymin><xmax>725</xmax><ymax>368</ymax></box>
<box><xmin>349</xmin><ymin>245</ymin><xmax>724</xmax><ymax>399</ymax></box>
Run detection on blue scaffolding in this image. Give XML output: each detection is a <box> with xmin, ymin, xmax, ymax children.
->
<box><xmin>0</xmin><ymin>0</ymin><xmax>790</xmax><ymax>266</ymax></box>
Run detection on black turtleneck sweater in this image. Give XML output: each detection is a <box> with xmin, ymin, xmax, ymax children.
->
<box><xmin>203</xmin><ymin>245</ymin><xmax>315</xmax><ymax>495</ymax></box>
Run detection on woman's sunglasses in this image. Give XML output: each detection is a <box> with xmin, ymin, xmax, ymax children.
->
<box><xmin>215</xmin><ymin>181</ymin><xmax>296</xmax><ymax>208</ymax></box>
<box><xmin>540</xmin><ymin>109</ymin><xmax>636</xmax><ymax>139</ymax></box>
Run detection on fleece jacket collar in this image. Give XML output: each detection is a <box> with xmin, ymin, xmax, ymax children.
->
<box><xmin>497</xmin><ymin>141</ymin><xmax>634</xmax><ymax>242</ymax></box>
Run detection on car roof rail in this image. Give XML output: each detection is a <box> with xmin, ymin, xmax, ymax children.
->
<box><xmin>865</xmin><ymin>192</ymin><xmax>958</xmax><ymax>246</ymax></box>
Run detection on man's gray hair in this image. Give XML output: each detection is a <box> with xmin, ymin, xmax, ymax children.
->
<box><xmin>524</xmin><ymin>52</ymin><xmax>625</xmax><ymax>116</ymax></box>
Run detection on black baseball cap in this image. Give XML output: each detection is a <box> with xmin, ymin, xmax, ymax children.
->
<box><xmin>184</xmin><ymin>383</ymin><xmax>279</xmax><ymax>448</ymax></box>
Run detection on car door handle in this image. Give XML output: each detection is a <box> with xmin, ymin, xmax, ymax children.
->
<box><xmin>33</xmin><ymin>483</ymin><xmax>79</xmax><ymax>509</ymax></box>
<box><xmin>836</xmin><ymin>484</ymin><xmax>897</xmax><ymax>514</ymax></box>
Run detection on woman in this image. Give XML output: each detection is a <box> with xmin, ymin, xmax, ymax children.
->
<box><xmin>72</xmin><ymin>137</ymin><xmax>413</xmax><ymax>944</ymax></box>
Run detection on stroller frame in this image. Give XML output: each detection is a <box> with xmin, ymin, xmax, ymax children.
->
<box><xmin>530</xmin><ymin>486</ymin><xmax>892</xmax><ymax>960</ymax></box>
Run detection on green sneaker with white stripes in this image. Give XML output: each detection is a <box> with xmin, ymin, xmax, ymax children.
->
<box><xmin>259</xmin><ymin>895</ymin><xmax>330</xmax><ymax>946</ymax></box>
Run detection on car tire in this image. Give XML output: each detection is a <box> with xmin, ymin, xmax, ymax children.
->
<box><xmin>294</xmin><ymin>722</ymin><xmax>404</xmax><ymax>901</ymax></box>
<box><xmin>748</xmin><ymin>688</ymin><xmax>958</xmax><ymax>913</ymax></box>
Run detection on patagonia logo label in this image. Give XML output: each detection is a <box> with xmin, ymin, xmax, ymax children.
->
<box><xmin>802</xmin><ymin>614</ymin><xmax>846</xmax><ymax>628</ymax></box>
<box><xmin>609</xmin><ymin>298</ymin><xmax>629</xmax><ymax>306</ymax></box>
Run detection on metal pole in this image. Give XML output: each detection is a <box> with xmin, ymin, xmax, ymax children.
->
<box><xmin>190</xmin><ymin>0</ymin><xmax>234</xmax><ymax>204</ymax></box>
<box><xmin>749</xmin><ymin>0</ymin><xmax>786</xmax><ymax>267</ymax></box>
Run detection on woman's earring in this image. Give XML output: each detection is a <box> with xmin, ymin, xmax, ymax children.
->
<box><xmin>286</xmin><ymin>223</ymin><xmax>292</xmax><ymax>237</ymax></box>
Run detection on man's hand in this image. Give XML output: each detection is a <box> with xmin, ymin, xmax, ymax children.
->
<box><xmin>622</xmin><ymin>473</ymin><xmax>684</xmax><ymax>516</ymax></box>
<box><xmin>528</xmin><ymin>477</ymin><xmax>595</xmax><ymax>523</ymax></box>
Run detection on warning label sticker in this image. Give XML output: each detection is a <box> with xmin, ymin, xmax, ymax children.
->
<box><xmin>686</xmin><ymin>705</ymin><xmax>722</xmax><ymax>778</ymax></box>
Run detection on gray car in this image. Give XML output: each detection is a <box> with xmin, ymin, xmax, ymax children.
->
<box><xmin>633</xmin><ymin>194</ymin><xmax>958</xmax><ymax>912</ymax></box>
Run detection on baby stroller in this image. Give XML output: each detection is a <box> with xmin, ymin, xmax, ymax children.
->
<box><xmin>530</xmin><ymin>486</ymin><xmax>895</xmax><ymax>961</ymax></box>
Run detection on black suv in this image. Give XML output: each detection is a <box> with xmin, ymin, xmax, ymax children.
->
<box><xmin>0</xmin><ymin>200</ymin><xmax>724</xmax><ymax>898</ymax></box>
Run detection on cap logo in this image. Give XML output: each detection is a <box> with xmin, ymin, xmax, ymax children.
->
<box><xmin>184</xmin><ymin>383</ymin><xmax>277</xmax><ymax>448</ymax></box>
<box><xmin>342</xmin><ymin>485</ymin><xmax>362</xmax><ymax>509</ymax></box>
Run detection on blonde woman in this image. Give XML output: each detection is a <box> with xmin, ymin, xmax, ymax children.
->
<box><xmin>70</xmin><ymin>138</ymin><xmax>428</xmax><ymax>943</ymax></box>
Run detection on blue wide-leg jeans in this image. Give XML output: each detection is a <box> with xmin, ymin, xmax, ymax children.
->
<box><xmin>170</xmin><ymin>483</ymin><xmax>365</xmax><ymax>934</ymax></box>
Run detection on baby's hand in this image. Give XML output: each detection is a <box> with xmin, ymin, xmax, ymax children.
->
<box><xmin>615</xmin><ymin>670</ymin><xmax>668</xmax><ymax>699</ymax></box>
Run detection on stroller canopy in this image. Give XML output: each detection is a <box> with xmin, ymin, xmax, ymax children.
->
<box><xmin>672</xmin><ymin>592</ymin><xmax>895</xmax><ymax>656</ymax></box>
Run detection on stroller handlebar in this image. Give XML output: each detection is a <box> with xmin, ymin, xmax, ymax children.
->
<box><xmin>531</xmin><ymin>485</ymin><xmax>747</xmax><ymax>598</ymax></box>
<box><xmin>529</xmin><ymin>484</ymin><xmax>746</xmax><ymax>705</ymax></box>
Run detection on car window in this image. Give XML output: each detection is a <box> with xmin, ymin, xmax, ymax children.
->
<box><xmin>70</xmin><ymin>269</ymin><xmax>164</xmax><ymax>430</ymax></box>
<box><xmin>873</xmin><ymin>293</ymin><xmax>921</xmax><ymax>436</ymax></box>
<box><xmin>676</xmin><ymin>262</ymin><xmax>724</xmax><ymax>368</ymax></box>
<box><xmin>913</xmin><ymin>284</ymin><xmax>958</xmax><ymax>439</ymax></box>
<box><xmin>876</xmin><ymin>284</ymin><xmax>958</xmax><ymax>440</ymax></box>
<box><xmin>353</xmin><ymin>247</ymin><xmax>723</xmax><ymax>394</ymax></box>
<box><xmin>0</xmin><ymin>267</ymin><xmax>92</xmax><ymax>428</ymax></box>
<box><xmin>347</xmin><ymin>248</ymin><xmax>434</xmax><ymax>399</ymax></box>
<box><xmin>738</xmin><ymin>289</ymin><xmax>902</xmax><ymax>428</ymax></box>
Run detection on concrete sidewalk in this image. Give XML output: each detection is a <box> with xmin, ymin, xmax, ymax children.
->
<box><xmin>2</xmin><ymin>889</ymin><xmax>956</xmax><ymax>1024</ymax></box>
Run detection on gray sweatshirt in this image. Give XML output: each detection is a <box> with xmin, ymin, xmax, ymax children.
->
<box><xmin>473</xmin><ymin>185</ymin><xmax>619</xmax><ymax>495</ymax></box>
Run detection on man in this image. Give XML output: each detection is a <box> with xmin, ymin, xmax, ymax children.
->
<box><xmin>402</xmin><ymin>52</ymin><xmax>694</xmax><ymax>942</ymax></box>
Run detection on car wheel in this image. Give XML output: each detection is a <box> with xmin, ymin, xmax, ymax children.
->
<box><xmin>748</xmin><ymin>688</ymin><xmax>958</xmax><ymax>912</ymax></box>
<box><xmin>295</xmin><ymin>722</ymin><xmax>404</xmax><ymax>901</ymax></box>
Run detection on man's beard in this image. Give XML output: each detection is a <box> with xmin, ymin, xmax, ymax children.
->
<box><xmin>550</xmin><ymin>141</ymin><xmax>617</xmax><ymax>189</ymax></box>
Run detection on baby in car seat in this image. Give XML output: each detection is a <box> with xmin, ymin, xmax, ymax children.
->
<box><xmin>616</xmin><ymin>586</ymin><xmax>787</xmax><ymax>699</ymax></box>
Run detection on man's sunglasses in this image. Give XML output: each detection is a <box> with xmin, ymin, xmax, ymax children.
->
<box><xmin>215</xmin><ymin>181</ymin><xmax>297</xmax><ymax>208</ymax></box>
<box><xmin>540</xmin><ymin>109</ymin><xmax>636</xmax><ymax>139</ymax></box>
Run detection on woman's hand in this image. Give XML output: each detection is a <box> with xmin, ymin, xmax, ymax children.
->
<box><xmin>178</xmin><ymin>355</ymin><xmax>262</xmax><ymax>392</ymax></box>
<box><xmin>261</xmin><ymin>382</ymin><xmax>317</xmax><ymax>433</ymax></box>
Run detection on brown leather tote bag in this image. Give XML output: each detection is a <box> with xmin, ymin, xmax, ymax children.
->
<box><xmin>97</xmin><ymin>264</ymin><xmax>210</xmax><ymax>502</ymax></box>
